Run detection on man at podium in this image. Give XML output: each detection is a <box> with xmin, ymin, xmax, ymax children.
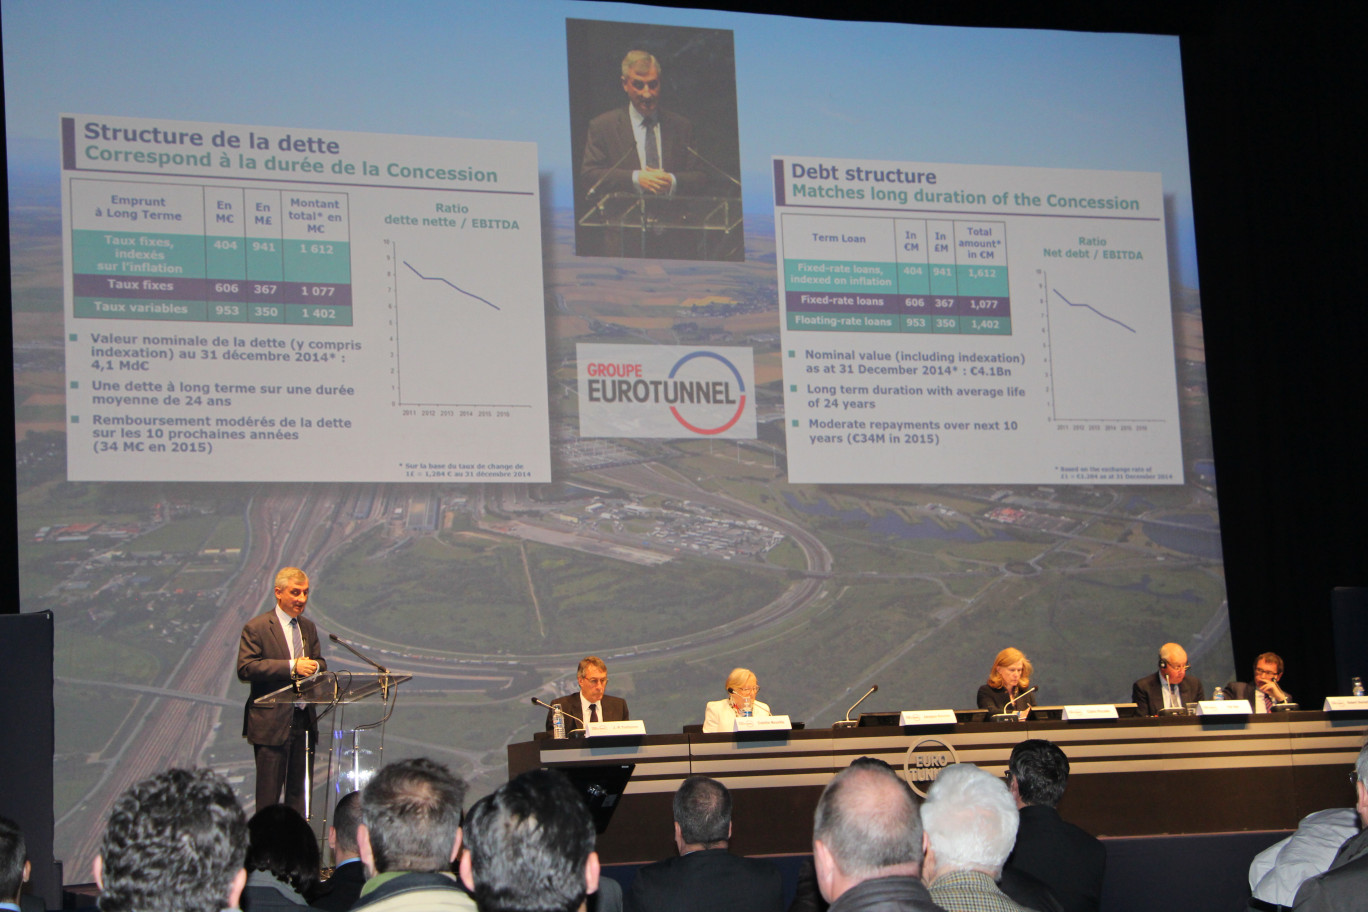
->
<box><xmin>580</xmin><ymin>50</ymin><xmax>709</xmax><ymax>259</ymax></box>
<box><xmin>237</xmin><ymin>566</ymin><xmax>327</xmax><ymax>814</ymax></box>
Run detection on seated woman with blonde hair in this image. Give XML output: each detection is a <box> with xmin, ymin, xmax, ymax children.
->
<box><xmin>703</xmin><ymin>667</ymin><xmax>770</xmax><ymax>732</ymax></box>
<box><xmin>977</xmin><ymin>647</ymin><xmax>1037</xmax><ymax>719</ymax></box>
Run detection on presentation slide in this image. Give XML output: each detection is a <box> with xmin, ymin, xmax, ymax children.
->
<box><xmin>62</xmin><ymin>114</ymin><xmax>551</xmax><ymax>483</ymax></box>
<box><xmin>776</xmin><ymin>156</ymin><xmax>1182</xmax><ymax>484</ymax></box>
<box><xmin>4</xmin><ymin>0</ymin><xmax>1229</xmax><ymax>878</ymax></box>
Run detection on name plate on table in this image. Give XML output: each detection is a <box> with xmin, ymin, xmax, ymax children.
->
<box><xmin>1323</xmin><ymin>696</ymin><xmax>1368</xmax><ymax>711</ymax></box>
<box><xmin>585</xmin><ymin>720</ymin><xmax>646</xmax><ymax>737</ymax></box>
<box><xmin>900</xmin><ymin>709</ymin><xmax>958</xmax><ymax>726</ymax></box>
<box><xmin>1196</xmin><ymin>700</ymin><xmax>1253</xmax><ymax>716</ymax></box>
<box><xmin>1062</xmin><ymin>704</ymin><xmax>1119</xmax><ymax>721</ymax></box>
<box><xmin>736</xmin><ymin>715</ymin><xmax>792</xmax><ymax>732</ymax></box>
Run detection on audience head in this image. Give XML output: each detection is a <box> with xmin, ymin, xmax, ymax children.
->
<box><xmin>672</xmin><ymin>776</ymin><xmax>732</xmax><ymax>850</ymax></box>
<box><xmin>95</xmin><ymin>768</ymin><xmax>247</xmax><ymax>912</ymax></box>
<box><xmin>1355</xmin><ymin>744</ymin><xmax>1368</xmax><ymax>826</ymax></box>
<box><xmin>330</xmin><ymin>791</ymin><xmax>363</xmax><ymax>861</ymax></box>
<box><xmin>1006</xmin><ymin>739</ymin><xmax>1070</xmax><ymax>809</ymax></box>
<box><xmin>812</xmin><ymin>757</ymin><xmax>925</xmax><ymax>902</ymax></box>
<box><xmin>1</xmin><ymin>815</ymin><xmax>27</xmax><ymax>905</ymax></box>
<box><xmin>920</xmin><ymin>763</ymin><xmax>1019</xmax><ymax>882</ymax></box>
<box><xmin>360</xmin><ymin>758</ymin><xmax>467</xmax><ymax>876</ymax></box>
<box><xmin>245</xmin><ymin>804</ymin><xmax>320</xmax><ymax>897</ymax></box>
<box><xmin>460</xmin><ymin>768</ymin><xmax>598</xmax><ymax>912</ymax></box>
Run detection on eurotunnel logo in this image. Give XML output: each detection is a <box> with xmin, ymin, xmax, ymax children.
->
<box><xmin>578</xmin><ymin>343</ymin><xmax>757</xmax><ymax>440</ymax></box>
<box><xmin>902</xmin><ymin>737</ymin><xmax>958</xmax><ymax>798</ymax></box>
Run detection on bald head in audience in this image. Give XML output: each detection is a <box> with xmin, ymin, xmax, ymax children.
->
<box><xmin>812</xmin><ymin>758</ymin><xmax>931</xmax><ymax>905</ymax></box>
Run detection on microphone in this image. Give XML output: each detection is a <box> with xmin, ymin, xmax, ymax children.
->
<box><xmin>585</xmin><ymin>145</ymin><xmax>638</xmax><ymax>199</ymax></box>
<box><xmin>530</xmin><ymin>697</ymin><xmax>586</xmax><ymax>727</ymax></box>
<box><xmin>685</xmin><ymin>145</ymin><xmax>742</xmax><ymax>188</ymax></box>
<box><xmin>1004</xmin><ymin>686</ymin><xmax>1036</xmax><ymax>710</ymax></box>
<box><xmin>833</xmin><ymin>685</ymin><xmax>878</xmax><ymax>729</ymax></box>
<box><xmin>329</xmin><ymin>632</ymin><xmax>390</xmax><ymax>674</ymax></box>
<box><xmin>991</xmin><ymin>686</ymin><xmax>1037</xmax><ymax>722</ymax></box>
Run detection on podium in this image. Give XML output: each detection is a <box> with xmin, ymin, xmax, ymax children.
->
<box><xmin>578</xmin><ymin>193</ymin><xmax>742</xmax><ymax>260</ymax></box>
<box><xmin>255</xmin><ymin>670</ymin><xmax>411</xmax><ymax>818</ymax></box>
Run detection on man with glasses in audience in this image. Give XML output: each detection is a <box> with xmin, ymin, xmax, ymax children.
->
<box><xmin>545</xmin><ymin>656</ymin><xmax>630</xmax><ymax>734</ymax></box>
<box><xmin>1292</xmin><ymin>744</ymin><xmax>1368</xmax><ymax>910</ymax></box>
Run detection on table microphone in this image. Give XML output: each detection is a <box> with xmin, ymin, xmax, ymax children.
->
<box><xmin>833</xmin><ymin>685</ymin><xmax>878</xmax><ymax>729</ymax></box>
<box><xmin>530</xmin><ymin>696</ymin><xmax>586</xmax><ymax>726</ymax></box>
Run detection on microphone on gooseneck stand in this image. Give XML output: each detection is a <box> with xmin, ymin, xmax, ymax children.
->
<box><xmin>530</xmin><ymin>696</ymin><xmax>586</xmax><ymax>727</ymax></box>
<box><xmin>991</xmin><ymin>686</ymin><xmax>1037</xmax><ymax>723</ymax></box>
<box><xmin>585</xmin><ymin>145</ymin><xmax>638</xmax><ymax>199</ymax></box>
<box><xmin>833</xmin><ymin>685</ymin><xmax>878</xmax><ymax>729</ymax></box>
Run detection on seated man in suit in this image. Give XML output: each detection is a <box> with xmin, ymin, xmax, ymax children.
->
<box><xmin>1131</xmin><ymin>642</ymin><xmax>1204</xmax><ymax>716</ymax></box>
<box><xmin>309</xmin><ymin>791</ymin><xmax>364</xmax><ymax>912</ymax></box>
<box><xmin>626</xmin><ymin>776</ymin><xmax>782</xmax><ymax>912</ymax></box>
<box><xmin>1224</xmin><ymin>652</ymin><xmax>1293</xmax><ymax>712</ymax></box>
<box><xmin>1003</xmin><ymin>740</ymin><xmax>1105</xmax><ymax>912</ymax></box>
<box><xmin>545</xmin><ymin>657</ymin><xmax>629</xmax><ymax>733</ymax></box>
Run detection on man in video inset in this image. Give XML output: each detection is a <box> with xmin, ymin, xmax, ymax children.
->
<box><xmin>1130</xmin><ymin>642</ymin><xmax>1204</xmax><ymax>716</ymax></box>
<box><xmin>581</xmin><ymin>50</ymin><xmax>710</xmax><ymax>258</ymax></box>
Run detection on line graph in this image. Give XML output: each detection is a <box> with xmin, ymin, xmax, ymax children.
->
<box><xmin>1052</xmin><ymin>288</ymin><xmax>1135</xmax><ymax>333</ymax></box>
<box><xmin>403</xmin><ymin>261</ymin><xmax>500</xmax><ymax>311</ymax></box>
<box><xmin>388</xmin><ymin>238</ymin><xmax>543</xmax><ymax>409</ymax></box>
<box><xmin>1043</xmin><ymin>270</ymin><xmax>1178</xmax><ymax>423</ymax></box>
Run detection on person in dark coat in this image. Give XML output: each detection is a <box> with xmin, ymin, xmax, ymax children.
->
<box><xmin>626</xmin><ymin>776</ymin><xmax>782</xmax><ymax>912</ymax></box>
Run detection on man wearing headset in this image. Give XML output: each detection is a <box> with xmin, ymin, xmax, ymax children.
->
<box><xmin>1130</xmin><ymin>642</ymin><xmax>1205</xmax><ymax>716</ymax></box>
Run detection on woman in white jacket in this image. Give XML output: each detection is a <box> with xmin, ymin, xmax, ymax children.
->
<box><xmin>702</xmin><ymin>667</ymin><xmax>770</xmax><ymax>732</ymax></box>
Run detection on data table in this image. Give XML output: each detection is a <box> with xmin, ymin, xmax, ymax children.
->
<box><xmin>781</xmin><ymin>214</ymin><xmax>1010</xmax><ymax>335</ymax></box>
<box><xmin>70</xmin><ymin>178</ymin><xmax>352</xmax><ymax>326</ymax></box>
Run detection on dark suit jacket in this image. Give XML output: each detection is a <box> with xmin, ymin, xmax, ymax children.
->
<box><xmin>1131</xmin><ymin>671</ymin><xmax>1204</xmax><ymax>716</ymax></box>
<box><xmin>545</xmin><ymin>693</ymin><xmax>629</xmax><ymax>732</ymax></box>
<box><xmin>238</xmin><ymin>609</ymin><xmax>326</xmax><ymax>746</ymax></box>
<box><xmin>309</xmin><ymin>859</ymin><xmax>366</xmax><ymax>912</ymax></box>
<box><xmin>581</xmin><ymin>107</ymin><xmax>708</xmax><ymax>199</ymax></box>
<box><xmin>977</xmin><ymin>683</ymin><xmax>1038</xmax><ymax>715</ymax></box>
<box><xmin>1292</xmin><ymin>825</ymin><xmax>1368</xmax><ymax>911</ymax></box>
<box><xmin>626</xmin><ymin>847</ymin><xmax>783</xmax><ymax>912</ymax></box>
<box><xmin>1005</xmin><ymin>805</ymin><xmax>1106</xmax><ymax>912</ymax></box>
<box><xmin>1225</xmin><ymin>680</ymin><xmax>1293</xmax><ymax>710</ymax></box>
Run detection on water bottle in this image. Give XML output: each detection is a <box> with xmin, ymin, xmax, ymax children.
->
<box><xmin>553</xmin><ymin>705</ymin><xmax>567</xmax><ymax>739</ymax></box>
<box><xmin>1353</xmin><ymin>677</ymin><xmax>1365</xmax><ymax>697</ymax></box>
<box><xmin>1212</xmin><ymin>686</ymin><xmax>1225</xmax><ymax>700</ymax></box>
<box><xmin>742</xmin><ymin>697</ymin><xmax>753</xmax><ymax>718</ymax></box>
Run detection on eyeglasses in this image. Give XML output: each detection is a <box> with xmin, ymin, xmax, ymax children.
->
<box><xmin>581</xmin><ymin>676</ymin><xmax>607</xmax><ymax>686</ymax></box>
<box><xmin>628</xmin><ymin>78</ymin><xmax>660</xmax><ymax>91</ymax></box>
<box><xmin>733</xmin><ymin>686</ymin><xmax>759</xmax><ymax>695</ymax></box>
